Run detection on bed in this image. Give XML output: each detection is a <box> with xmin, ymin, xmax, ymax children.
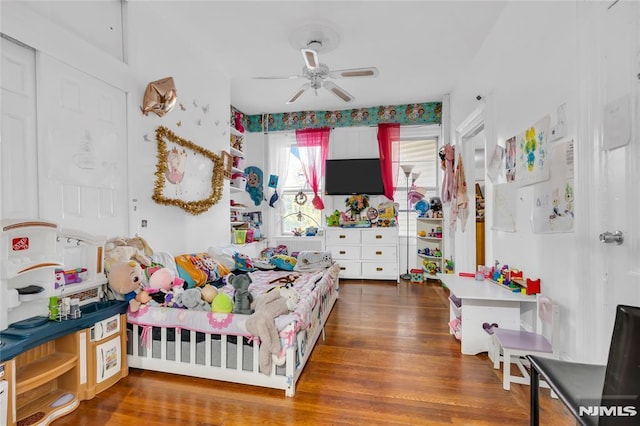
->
<box><xmin>125</xmin><ymin>258</ymin><xmax>339</xmax><ymax>397</ymax></box>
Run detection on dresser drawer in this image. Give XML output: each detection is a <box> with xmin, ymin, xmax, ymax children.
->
<box><xmin>336</xmin><ymin>261</ymin><xmax>361</xmax><ymax>279</ymax></box>
<box><xmin>361</xmin><ymin>229</ymin><xmax>398</xmax><ymax>245</ymax></box>
<box><xmin>327</xmin><ymin>245</ymin><xmax>360</xmax><ymax>260</ymax></box>
<box><xmin>361</xmin><ymin>261</ymin><xmax>398</xmax><ymax>279</ymax></box>
<box><xmin>325</xmin><ymin>230</ymin><xmax>361</xmax><ymax>245</ymax></box>
<box><xmin>361</xmin><ymin>245</ymin><xmax>397</xmax><ymax>261</ymax></box>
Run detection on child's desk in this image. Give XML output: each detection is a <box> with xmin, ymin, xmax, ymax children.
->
<box><xmin>437</xmin><ymin>273</ymin><xmax>537</xmax><ymax>356</ymax></box>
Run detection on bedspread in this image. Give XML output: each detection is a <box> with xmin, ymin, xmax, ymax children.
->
<box><xmin>127</xmin><ymin>263</ymin><xmax>339</xmax><ymax>344</ymax></box>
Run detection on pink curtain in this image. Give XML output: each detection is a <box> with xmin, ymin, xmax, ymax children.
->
<box><xmin>295</xmin><ymin>127</ymin><xmax>330</xmax><ymax>210</ymax></box>
<box><xmin>377</xmin><ymin>123</ymin><xmax>400</xmax><ymax>200</ymax></box>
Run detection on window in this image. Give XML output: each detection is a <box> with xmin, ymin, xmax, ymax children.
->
<box><xmin>280</xmin><ymin>142</ymin><xmax>322</xmax><ymax>235</ymax></box>
<box><xmin>394</xmin><ymin>135</ymin><xmax>439</xmax><ymax>237</ymax></box>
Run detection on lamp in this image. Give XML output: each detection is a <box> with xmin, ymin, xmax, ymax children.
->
<box><xmin>400</xmin><ymin>164</ymin><xmax>415</xmax><ymax>280</ymax></box>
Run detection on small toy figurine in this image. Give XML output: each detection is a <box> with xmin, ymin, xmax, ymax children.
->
<box><xmin>234</xmin><ymin>111</ymin><xmax>245</xmax><ymax>133</ymax></box>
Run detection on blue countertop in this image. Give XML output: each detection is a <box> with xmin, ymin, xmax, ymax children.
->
<box><xmin>0</xmin><ymin>300</ymin><xmax>128</xmax><ymax>362</ymax></box>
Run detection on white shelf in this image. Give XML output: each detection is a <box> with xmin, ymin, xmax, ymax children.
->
<box><xmin>230</xmin><ymin>205</ymin><xmax>246</xmax><ymax>211</ymax></box>
<box><xmin>230</xmin><ymin>147</ymin><xmax>243</xmax><ymax>157</ymax></box>
<box><xmin>417</xmin><ymin>236</ymin><xmax>442</xmax><ymax>241</ymax></box>
<box><xmin>230</xmin><ymin>127</ymin><xmax>244</xmax><ymax>137</ymax></box>
<box><xmin>230</xmin><ymin>186</ymin><xmax>244</xmax><ymax>193</ymax></box>
<box><xmin>231</xmin><ymin>166</ymin><xmax>244</xmax><ymax>174</ymax></box>
<box><xmin>416</xmin><ymin>215</ymin><xmax>444</xmax><ymax>274</ymax></box>
<box><xmin>418</xmin><ymin>254</ymin><xmax>443</xmax><ymax>260</ymax></box>
<box><xmin>53</xmin><ymin>277</ymin><xmax>107</xmax><ymax>297</ymax></box>
<box><xmin>230</xmin><ymin>221</ymin><xmax>245</xmax><ymax>226</ymax></box>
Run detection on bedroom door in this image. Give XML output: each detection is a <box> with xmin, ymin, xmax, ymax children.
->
<box><xmin>36</xmin><ymin>54</ymin><xmax>128</xmax><ymax>236</ymax></box>
<box><xmin>578</xmin><ymin>0</ymin><xmax>640</xmax><ymax>363</ymax></box>
<box><xmin>1</xmin><ymin>36</ymin><xmax>38</xmax><ymax>219</ymax></box>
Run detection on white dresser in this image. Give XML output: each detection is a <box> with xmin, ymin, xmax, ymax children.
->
<box><xmin>324</xmin><ymin>227</ymin><xmax>399</xmax><ymax>281</ymax></box>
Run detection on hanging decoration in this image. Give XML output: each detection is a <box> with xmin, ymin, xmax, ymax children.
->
<box><xmin>140</xmin><ymin>77</ymin><xmax>177</xmax><ymax>117</ymax></box>
<box><xmin>152</xmin><ymin>126</ymin><xmax>224</xmax><ymax>215</ymax></box>
<box><xmin>268</xmin><ymin>174</ymin><xmax>280</xmax><ymax>207</ymax></box>
<box><xmin>244</xmin><ymin>166</ymin><xmax>264</xmax><ymax>206</ymax></box>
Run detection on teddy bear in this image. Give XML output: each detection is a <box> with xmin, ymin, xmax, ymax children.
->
<box><xmin>107</xmin><ymin>260</ymin><xmax>151</xmax><ymax>312</ymax></box>
<box><xmin>104</xmin><ymin>244</ymin><xmax>151</xmax><ymax>274</ymax></box>
<box><xmin>228</xmin><ymin>274</ymin><xmax>254</xmax><ymax>315</ymax></box>
<box><xmin>245</xmin><ymin>286</ymin><xmax>298</xmax><ymax>375</ymax></box>
<box><xmin>176</xmin><ymin>287</ymin><xmax>209</xmax><ymax>310</ymax></box>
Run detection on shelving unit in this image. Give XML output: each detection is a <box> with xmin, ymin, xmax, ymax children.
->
<box><xmin>229</xmin><ymin>125</ymin><xmax>247</xmax><ymax>243</ymax></box>
<box><xmin>416</xmin><ymin>217</ymin><xmax>444</xmax><ymax>275</ymax></box>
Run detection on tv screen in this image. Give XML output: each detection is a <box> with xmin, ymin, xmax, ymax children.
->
<box><xmin>324</xmin><ymin>158</ymin><xmax>385</xmax><ymax>195</ymax></box>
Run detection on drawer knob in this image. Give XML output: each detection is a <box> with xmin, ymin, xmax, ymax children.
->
<box><xmin>375</xmin><ymin>235</ymin><xmax>382</xmax><ymax>239</ymax></box>
<box><xmin>339</xmin><ymin>235</ymin><xmax>346</xmax><ymax>239</ymax></box>
<box><xmin>376</xmin><ymin>251</ymin><xmax>382</xmax><ymax>255</ymax></box>
<box><xmin>340</xmin><ymin>267</ymin><xmax>346</xmax><ymax>270</ymax></box>
<box><xmin>376</xmin><ymin>267</ymin><xmax>383</xmax><ymax>271</ymax></box>
<box><xmin>339</xmin><ymin>251</ymin><xmax>346</xmax><ymax>255</ymax></box>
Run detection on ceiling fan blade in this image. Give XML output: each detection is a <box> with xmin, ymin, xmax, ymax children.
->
<box><xmin>323</xmin><ymin>81</ymin><xmax>354</xmax><ymax>103</ymax></box>
<box><xmin>328</xmin><ymin>67</ymin><xmax>379</xmax><ymax>79</ymax></box>
<box><xmin>253</xmin><ymin>75</ymin><xmax>301</xmax><ymax>80</ymax></box>
<box><xmin>286</xmin><ymin>83</ymin><xmax>310</xmax><ymax>104</ymax></box>
<box><xmin>301</xmin><ymin>48</ymin><xmax>319</xmax><ymax>69</ymax></box>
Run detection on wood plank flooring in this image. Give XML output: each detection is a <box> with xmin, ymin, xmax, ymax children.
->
<box><xmin>53</xmin><ymin>279</ymin><xmax>574</xmax><ymax>425</ymax></box>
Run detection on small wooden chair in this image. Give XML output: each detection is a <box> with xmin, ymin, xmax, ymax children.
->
<box><xmin>492</xmin><ymin>295</ymin><xmax>560</xmax><ymax>390</ymax></box>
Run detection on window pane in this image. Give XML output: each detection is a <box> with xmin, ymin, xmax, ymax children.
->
<box><xmin>395</xmin><ymin>138</ymin><xmax>438</xmax><ymax>236</ymax></box>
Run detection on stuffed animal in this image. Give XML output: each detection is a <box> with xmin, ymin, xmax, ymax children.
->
<box><xmin>177</xmin><ymin>288</ymin><xmax>209</xmax><ymax>310</ymax></box>
<box><xmin>228</xmin><ymin>274</ymin><xmax>254</xmax><ymax>315</ymax></box>
<box><xmin>107</xmin><ymin>260</ymin><xmax>150</xmax><ymax>312</ymax></box>
<box><xmin>201</xmin><ymin>284</ymin><xmax>218</xmax><ymax>304</ymax></box>
<box><xmin>211</xmin><ymin>292</ymin><xmax>233</xmax><ymax>313</ymax></box>
<box><xmin>104</xmin><ymin>245</ymin><xmax>151</xmax><ymax>274</ymax></box>
<box><xmin>245</xmin><ymin>287</ymin><xmax>297</xmax><ymax>375</ymax></box>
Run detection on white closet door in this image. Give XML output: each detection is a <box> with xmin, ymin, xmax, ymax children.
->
<box><xmin>36</xmin><ymin>53</ymin><xmax>128</xmax><ymax>235</ymax></box>
<box><xmin>1</xmin><ymin>37</ymin><xmax>38</xmax><ymax>219</ymax></box>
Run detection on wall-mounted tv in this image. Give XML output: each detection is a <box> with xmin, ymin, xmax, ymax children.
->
<box><xmin>324</xmin><ymin>158</ymin><xmax>385</xmax><ymax>195</ymax></box>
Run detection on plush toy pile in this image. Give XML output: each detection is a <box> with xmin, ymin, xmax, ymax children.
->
<box><xmin>104</xmin><ymin>236</ymin><xmax>231</xmax><ymax>312</ymax></box>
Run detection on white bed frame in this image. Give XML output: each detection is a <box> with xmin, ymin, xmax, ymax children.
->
<box><xmin>126</xmin><ymin>276</ymin><xmax>338</xmax><ymax>396</ymax></box>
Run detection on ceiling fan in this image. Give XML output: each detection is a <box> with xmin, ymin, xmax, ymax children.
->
<box><xmin>255</xmin><ymin>40</ymin><xmax>379</xmax><ymax>105</ymax></box>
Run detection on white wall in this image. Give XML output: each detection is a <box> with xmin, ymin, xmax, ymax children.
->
<box><xmin>1</xmin><ymin>2</ymin><xmax>232</xmax><ymax>255</ymax></box>
<box><xmin>450</xmin><ymin>2</ymin><xmax>582</xmax><ymax>360</ymax></box>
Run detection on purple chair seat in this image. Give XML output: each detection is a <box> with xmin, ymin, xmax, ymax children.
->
<box><xmin>493</xmin><ymin>328</ymin><xmax>552</xmax><ymax>353</ymax></box>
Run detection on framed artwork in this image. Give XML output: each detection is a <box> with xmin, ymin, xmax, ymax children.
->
<box><xmin>221</xmin><ymin>151</ymin><xmax>233</xmax><ymax>179</ymax></box>
<box><xmin>152</xmin><ymin>126</ymin><xmax>224</xmax><ymax>215</ymax></box>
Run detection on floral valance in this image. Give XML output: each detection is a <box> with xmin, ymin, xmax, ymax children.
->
<box><xmin>243</xmin><ymin>101</ymin><xmax>441</xmax><ymax>133</ymax></box>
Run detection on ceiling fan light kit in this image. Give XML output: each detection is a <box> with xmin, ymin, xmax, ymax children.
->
<box><xmin>256</xmin><ymin>23</ymin><xmax>379</xmax><ymax>105</ymax></box>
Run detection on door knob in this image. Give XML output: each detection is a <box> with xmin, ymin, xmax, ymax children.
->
<box><xmin>599</xmin><ymin>230</ymin><xmax>624</xmax><ymax>245</ymax></box>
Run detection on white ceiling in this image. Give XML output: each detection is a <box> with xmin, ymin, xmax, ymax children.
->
<box><xmin>16</xmin><ymin>0</ymin><xmax>507</xmax><ymax>116</ymax></box>
<box><xmin>156</xmin><ymin>1</ymin><xmax>507</xmax><ymax>115</ymax></box>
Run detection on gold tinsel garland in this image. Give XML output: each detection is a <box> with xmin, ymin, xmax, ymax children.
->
<box><xmin>152</xmin><ymin>125</ymin><xmax>224</xmax><ymax>215</ymax></box>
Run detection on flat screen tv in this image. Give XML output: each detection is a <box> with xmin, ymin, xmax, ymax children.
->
<box><xmin>324</xmin><ymin>158</ymin><xmax>385</xmax><ymax>195</ymax></box>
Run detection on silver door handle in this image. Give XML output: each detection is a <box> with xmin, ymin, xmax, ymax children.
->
<box><xmin>599</xmin><ymin>230</ymin><xmax>624</xmax><ymax>245</ymax></box>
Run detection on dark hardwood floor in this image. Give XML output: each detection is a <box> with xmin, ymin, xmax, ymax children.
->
<box><xmin>54</xmin><ymin>279</ymin><xmax>574</xmax><ymax>425</ymax></box>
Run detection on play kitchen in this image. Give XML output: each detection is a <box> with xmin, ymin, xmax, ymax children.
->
<box><xmin>0</xmin><ymin>220</ymin><xmax>128</xmax><ymax>426</ymax></box>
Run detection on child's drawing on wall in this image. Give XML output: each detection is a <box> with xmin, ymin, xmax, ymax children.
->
<box><xmin>165</xmin><ymin>146</ymin><xmax>187</xmax><ymax>195</ymax></box>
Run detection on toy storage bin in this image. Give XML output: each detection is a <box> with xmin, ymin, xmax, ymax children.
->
<box><xmin>234</xmin><ymin>229</ymin><xmax>247</xmax><ymax>244</ymax></box>
<box><xmin>245</xmin><ymin>229</ymin><xmax>254</xmax><ymax>243</ymax></box>
<box><xmin>410</xmin><ymin>268</ymin><xmax>424</xmax><ymax>283</ymax></box>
